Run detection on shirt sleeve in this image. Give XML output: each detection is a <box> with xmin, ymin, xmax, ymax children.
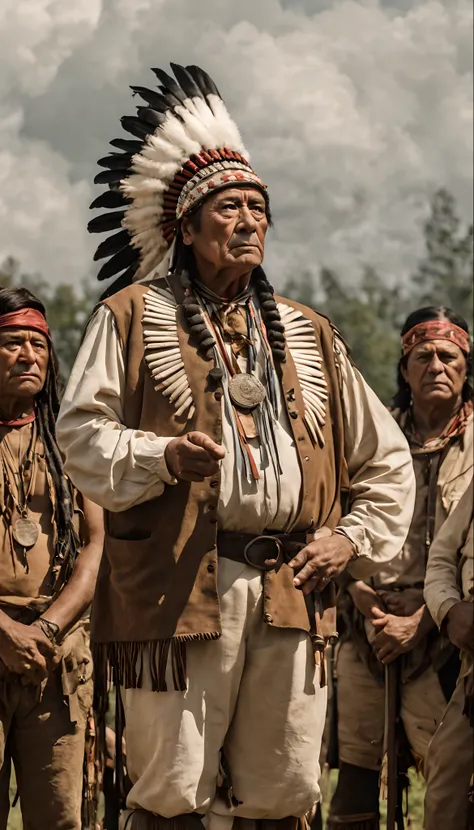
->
<box><xmin>56</xmin><ymin>304</ymin><xmax>177</xmax><ymax>513</ymax></box>
<box><xmin>334</xmin><ymin>342</ymin><xmax>416</xmax><ymax>579</ymax></box>
<box><xmin>424</xmin><ymin>481</ymin><xmax>473</xmax><ymax>627</ymax></box>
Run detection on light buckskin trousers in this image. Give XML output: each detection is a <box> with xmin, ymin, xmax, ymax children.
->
<box><xmin>424</xmin><ymin>665</ymin><xmax>473</xmax><ymax>830</ymax></box>
<box><xmin>0</xmin><ymin>625</ymin><xmax>93</xmax><ymax>830</ymax></box>
<box><xmin>336</xmin><ymin>640</ymin><xmax>447</xmax><ymax>771</ymax></box>
<box><xmin>120</xmin><ymin>558</ymin><xmax>327</xmax><ymax>830</ymax></box>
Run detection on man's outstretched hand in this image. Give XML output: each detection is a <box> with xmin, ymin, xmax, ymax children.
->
<box><xmin>165</xmin><ymin>431</ymin><xmax>226</xmax><ymax>482</ymax></box>
<box><xmin>288</xmin><ymin>528</ymin><xmax>356</xmax><ymax>594</ymax></box>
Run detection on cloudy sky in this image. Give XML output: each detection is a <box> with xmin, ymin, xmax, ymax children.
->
<box><xmin>0</xmin><ymin>0</ymin><xmax>472</xmax><ymax>292</ymax></box>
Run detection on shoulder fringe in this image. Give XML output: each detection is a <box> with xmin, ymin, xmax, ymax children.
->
<box><xmin>143</xmin><ymin>284</ymin><xmax>195</xmax><ymax>420</ymax></box>
<box><xmin>278</xmin><ymin>302</ymin><xmax>328</xmax><ymax>448</ymax></box>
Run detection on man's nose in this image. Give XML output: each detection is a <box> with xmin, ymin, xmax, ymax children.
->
<box><xmin>428</xmin><ymin>353</ymin><xmax>445</xmax><ymax>374</ymax></box>
<box><xmin>18</xmin><ymin>342</ymin><xmax>37</xmax><ymax>365</ymax></box>
<box><xmin>237</xmin><ymin>206</ymin><xmax>257</xmax><ymax>232</ymax></box>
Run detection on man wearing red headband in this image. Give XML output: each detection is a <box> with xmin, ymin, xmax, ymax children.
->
<box><xmin>329</xmin><ymin>306</ymin><xmax>473</xmax><ymax>830</ymax></box>
<box><xmin>0</xmin><ymin>286</ymin><xmax>104</xmax><ymax>830</ymax></box>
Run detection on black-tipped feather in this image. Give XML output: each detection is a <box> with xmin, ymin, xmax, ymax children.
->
<box><xmin>94</xmin><ymin>169</ymin><xmax>129</xmax><ymax>185</ymax></box>
<box><xmin>97</xmin><ymin>246</ymin><xmax>139</xmax><ymax>281</ymax></box>
<box><xmin>93</xmin><ymin>229</ymin><xmax>130</xmax><ymax>261</ymax></box>
<box><xmin>88</xmin><ymin>211</ymin><xmax>126</xmax><ymax>234</ymax></box>
<box><xmin>89</xmin><ymin>190</ymin><xmax>128</xmax><ymax>210</ymax></box>
<box><xmin>100</xmin><ymin>265</ymin><xmax>138</xmax><ymax>299</ymax></box>
<box><xmin>110</xmin><ymin>138</ymin><xmax>143</xmax><ymax>153</ymax></box>
<box><xmin>130</xmin><ymin>86</ymin><xmax>168</xmax><ymax>112</ymax></box>
<box><xmin>151</xmin><ymin>68</ymin><xmax>187</xmax><ymax>104</ymax></box>
<box><xmin>170</xmin><ymin>63</ymin><xmax>203</xmax><ymax>99</ymax></box>
<box><xmin>186</xmin><ymin>65</ymin><xmax>221</xmax><ymax>99</ymax></box>
<box><xmin>121</xmin><ymin>116</ymin><xmax>155</xmax><ymax>139</ymax></box>
<box><xmin>136</xmin><ymin>107</ymin><xmax>166</xmax><ymax>128</ymax></box>
<box><xmin>97</xmin><ymin>154</ymin><xmax>133</xmax><ymax>170</ymax></box>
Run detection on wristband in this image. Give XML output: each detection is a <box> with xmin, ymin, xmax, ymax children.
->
<box><xmin>34</xmin><ymin>617</ymin><xmax>60</xmax><ymax>645</ymax></box>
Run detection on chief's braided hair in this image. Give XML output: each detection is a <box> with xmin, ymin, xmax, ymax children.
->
<box><xmin>0</xmin><ymin>286</ymin><xmax>80</xmax><ymax>591</ymax></box>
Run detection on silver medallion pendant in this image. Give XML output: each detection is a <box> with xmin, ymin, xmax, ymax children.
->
<box><xmin>228</xmin><ymin>373</ymin><xmax>266</xmax><ymax>411</ymax></box>
<box><xmin>12</xmin><ymin>517</ymin><xmax>39</xmax><ymax>549</ymax></box>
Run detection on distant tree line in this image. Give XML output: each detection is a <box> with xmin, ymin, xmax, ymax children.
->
<box><xmin>1</xmin><ymin>188</ymin><xmax>472</xmax><ymax>403</ymax></box>
<box><xmin>282</xmin><ymin>188</ymin><xmax>473</xmax><ymax>402</ymax></box>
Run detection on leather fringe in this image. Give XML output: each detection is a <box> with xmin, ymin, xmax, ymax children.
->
<box><xmin>92</xmin><ymin>637</ymin><xmax>219</xmax><ymax>695</ymax></box>
<box><xmin>326</xmin><ymin>815</ymin><xmax>379</xmax><ymax>830</ymax></box>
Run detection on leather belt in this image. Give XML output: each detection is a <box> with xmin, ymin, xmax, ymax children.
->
<box><xmin>217</xmin><ymin>530</ymin><xmax>307</xmax><ymax>571</ymax></box>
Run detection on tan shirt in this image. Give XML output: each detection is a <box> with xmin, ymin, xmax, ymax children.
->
<box><xmin>373</xmin><ymin>414</ymin><xmax>473</xmax><ymax>588</ymax></box>
<box><xmin>0</xmin><ymin>424</ymin><xmax>55</xmax><ymax>607</ymax></box>
<box><xmin>57</xmin><ymin>305</ymin><xmax>416</xmax><ymax>579</ymax></box>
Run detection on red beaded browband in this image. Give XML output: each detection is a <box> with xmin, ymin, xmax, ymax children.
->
<box><xmin>402</xmin><ymin>320</ymin><xmax>470</xmax><ymax>356</ymax></box>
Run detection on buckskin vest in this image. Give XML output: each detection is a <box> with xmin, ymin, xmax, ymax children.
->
<box><xmin>91</xmin><ymin>271</ymin><xmax>348</xmax><ymax>690</ymax></box>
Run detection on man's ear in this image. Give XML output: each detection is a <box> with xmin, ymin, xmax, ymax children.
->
<box><xmin>181</xmin><ymin>217</ymin><xmax>194</xmax><ymax>246</ymax></box>
<box><xmin>400</xmin><ymin>361</ymin><xmax>409</xmax><ymax>384</ymax></box>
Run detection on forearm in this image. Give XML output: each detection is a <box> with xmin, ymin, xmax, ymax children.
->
<box><xmin>0</xmin><ymin>608</ymin><xmax>15</xmax><ymax>637</ymax></box>
<box><xmin>41</xmin><ymin>545</ymin><xmax>102</xmax><ymax>638</ymax></box>
<box><xmin>60</xmin><ymin>423</ymin><xmax>175</xmax><ymax>511</ymax></box>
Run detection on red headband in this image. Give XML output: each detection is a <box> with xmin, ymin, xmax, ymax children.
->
<box><xmin>402</xmin><ymin>320</ymin><xmax>470</xmax><ymax>356</ymax></box>
<box><xmin>0</xmin><ymin>309</ymin><xmax>50</xmax><ymax>339</ymax></box>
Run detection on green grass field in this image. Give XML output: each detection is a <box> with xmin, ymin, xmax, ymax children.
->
<box><xmin>6</xmin><ymin>769</ymin><xmax>426</xmax><ymax>829</ymax></box>
<box><xmin>321</xmin><ymin>769</ymin><xmax>425</xmax><ymax>830</ymax></box>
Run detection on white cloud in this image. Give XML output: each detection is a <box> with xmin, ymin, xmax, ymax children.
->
<box><xmin>0</xmin><ymin>0</ymin><xmax>472</xmax><ymax>290</ymax></box>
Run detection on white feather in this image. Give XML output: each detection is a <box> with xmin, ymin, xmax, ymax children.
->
<box><xmin>143</xmin><ymin>286</ymin><xmax>194</xmax><ymax>423</ymax></box>
<box><xmin>280</xmin><ymin>301</ymin><xmax>327</xmax><ymax>447</ymax></box>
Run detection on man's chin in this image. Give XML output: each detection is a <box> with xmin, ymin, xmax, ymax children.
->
<box><xmin>230</xmin><ymin>251</ymin><xmax>263</xmax><ymax>267</ymax></box>
<box><xmin>11</xmin><ymin>379</ymin><xmax>43</xmax><ymax>397</ymax></box>
<box><xmin>422</xmin><ymin>388</ymin><xmax>453</xmax><ymax>402</ymax></box>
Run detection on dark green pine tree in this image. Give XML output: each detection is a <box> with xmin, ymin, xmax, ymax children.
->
<box><xmin>413</xmin><ymin>188</ymin><xmax>473</xmax><ymax>320</ymax></box>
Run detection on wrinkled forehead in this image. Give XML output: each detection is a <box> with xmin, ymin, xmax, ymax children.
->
<box><xmin>410</xmin><ymin>338</ymin><xmax>465</xmax><ymax>360</ymax></box>
<box><xmin>0</xmin><ymin>327</ymin><xmax>49</xmax><ymax>345</ymax></box>
<box><xmin>200</xmin><ymin>183</ymin><xmax>268</xmax><ymax>208</ymax></box>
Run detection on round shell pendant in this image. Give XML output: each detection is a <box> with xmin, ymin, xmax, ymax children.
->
<box><xmin>13</xmin><ymin>518</ymin><xmax>39</xmax><ymax>549</ymax></box>
<box><xmin>228</xmin><ymin>373</ymin><xmax>266</xmax><ymax>411</ymax></box>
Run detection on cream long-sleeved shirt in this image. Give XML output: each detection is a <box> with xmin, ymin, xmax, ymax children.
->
<box><xmin>56</xmin><ymin>305</ymin><xmax>415</xmax><ymax>579</ymax></box>
<box><xmin>424</xmin><ymin>479</ymin><xmax>474</xmax><ymax>629</ymax></box>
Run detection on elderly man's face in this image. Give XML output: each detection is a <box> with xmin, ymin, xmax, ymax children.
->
<box><xmin>0</xmin><ymin>328</ymin><xmax>49</xmax><ymax>406</ymax></box>
<box><xmin>402</xmin><ymin>338</ymin><xmax>467</xmax><ymax>406</ymax></box>
<box><xmin>181</xmin><ymin>187</ymin><xmax>268</xmax><ymax>280</ymax></box>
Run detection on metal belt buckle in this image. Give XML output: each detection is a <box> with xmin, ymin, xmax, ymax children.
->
<box><xmin>243</xmin><ymin>535</ymin><xmax>283</xmax><ymax>571</ymax></box>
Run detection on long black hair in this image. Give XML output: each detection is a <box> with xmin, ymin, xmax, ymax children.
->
<box><xmin>392</xmin><ymin>306</ymin><xmax>473</xmax><ymax>411</ymax></box>
<box><xmin>0</xmin><ymin>285</ymin><xmax>80</xmax><ymax>590</ymax></box>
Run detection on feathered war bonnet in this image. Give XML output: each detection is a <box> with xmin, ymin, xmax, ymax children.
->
<box><xmin>88</xmin><ymin>63</ymin><xmax>268</xmax><ymax>298</ymax></box>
